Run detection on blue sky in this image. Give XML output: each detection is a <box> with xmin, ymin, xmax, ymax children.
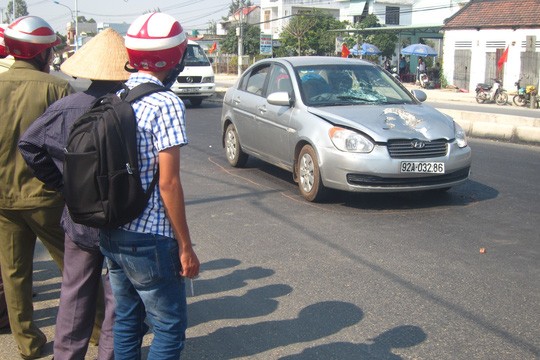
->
<box><xmin>14</xmin><ymin>0</ymin><xmax>233</xmax><ymax>34</ymax></box>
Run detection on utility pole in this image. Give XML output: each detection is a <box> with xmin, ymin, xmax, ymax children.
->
<box><xmin>75</xmin><ymin>0</ymin><xmax>79</xmax><ymax>51</ymax></box>
<box><xmin>237</xmin><ymin>7</ymin><xmax>243</xmax><ymax>75</ymax></box>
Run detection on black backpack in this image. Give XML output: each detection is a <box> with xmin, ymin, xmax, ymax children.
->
<box><xmin>63</xmin><ymin>83</ymin><xmax>168</xmax><ymax>228</ymax></box>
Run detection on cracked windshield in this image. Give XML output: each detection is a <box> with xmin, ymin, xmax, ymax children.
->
<box><xmin>297</xmin><ymin>65</ymin><xmax>415</xmax><ymax>106</ymax></box>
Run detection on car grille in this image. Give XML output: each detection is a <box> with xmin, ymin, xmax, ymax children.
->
<box><xmin>387</xmin><ymin>139</ymin><xmax>448</xmax><ymax>159</ymax></box>
<box><xmin>347</xmin><ymin>167</ymin><xmax>470</xmax><ymax>187</ymax></box>
<box><xmin>177</xmin><ymin>76</ymin><xmax>202</xmax><ymax>83</ymax></box>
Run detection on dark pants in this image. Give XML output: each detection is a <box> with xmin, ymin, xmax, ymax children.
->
<box><xmin>53</xmin><ymin>234</ymin><xmax>114</xmax><ymax>360</ymax></box>
<box><xmin>0</xmin><ymin>267</ymin><xmax>9</xmax><ymax>329</ymax></box>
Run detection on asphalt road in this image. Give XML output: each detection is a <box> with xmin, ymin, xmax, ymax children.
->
<box><xmin>1</xmin><ymin>97</ymin><xmax>538</xmax><ymax>360</ymax></box>
<box><xmin>182</xmin><ymin>103</ymin><xmax>540</xmax><ymax>359</ymax></box>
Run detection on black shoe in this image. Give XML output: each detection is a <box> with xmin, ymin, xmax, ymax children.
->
<box><xmin>19</xmin><ymin>332</ymin><xmax>46</xmax><ymax>359</ymax></box>
<box><xmin>0</xmin><ymin>323</ymin><xmax>10</xmax><ymax>334</ymax></box>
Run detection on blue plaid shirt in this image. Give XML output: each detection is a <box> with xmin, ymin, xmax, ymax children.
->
<box><xmin>120</xmin><ymin>73</ymin><xmax>188</xmax><ymax>238</ymax></box>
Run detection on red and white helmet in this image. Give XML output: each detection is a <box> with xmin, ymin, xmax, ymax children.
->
<box><xmin>0</xmin><ymin>25</ymin><xmax>7</xmax><ymax>58</ymax></box>
<box><xmin>4</xmin><ymin>16</ymin><xmax>60</xmax><ymax>59</ymax></box>
<box><xmin>125</xmin><ymin>12</ymin><xmax>187</xmax><ymax>72</ymax></box>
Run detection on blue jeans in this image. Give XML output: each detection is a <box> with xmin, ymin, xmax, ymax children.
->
<box><xmin>100</xmin><ymin>229</ymin><xmax>187</xmax><ymax>360</ymax></box>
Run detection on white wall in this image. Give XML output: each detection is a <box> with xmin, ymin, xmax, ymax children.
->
<box><xmin>412</xmin><ymin>0</ymin><xmax>469</xmax><ymax>25</ymax></box>
<box><xmin>443</xmin><ymin>28</ymin><xmax>540</xmax><ymax>91</ymax></box>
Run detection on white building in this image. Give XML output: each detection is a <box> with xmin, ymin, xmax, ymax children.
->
<box><xmin>442</xmin><ymin>0</ymin><xmax>540</xmax><ymax>91</ymax></box>
<box><xmin>259</xmin><ymin>0</ymin><xmax>469</xmax><ymax>38</ymax></box>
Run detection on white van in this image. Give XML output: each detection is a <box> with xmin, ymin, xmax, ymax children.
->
<box><xmin>170</xmin><ymin>40</ymin><xmax>215</xmax><ymax>106</ymax></box>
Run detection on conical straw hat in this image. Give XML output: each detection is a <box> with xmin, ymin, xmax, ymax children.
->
<box><xmin>61</xmin><ymin>28</ymin><xmax>130</xmax><ymax>81</ymax></box>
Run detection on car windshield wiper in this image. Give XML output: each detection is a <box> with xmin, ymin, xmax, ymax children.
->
<box><xmin>336</xmin><ymin>95</ymin><xmax>381</xmax><ymax>103</ymax></box>
<box><xmin>385</xmin><ymin>100</ymin><xmax>412</xmax><ymax>104</ymax></box>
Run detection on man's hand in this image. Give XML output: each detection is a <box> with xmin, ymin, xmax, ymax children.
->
<box><xmin>180</xmin><ymin>247</ymin><xmax>200</xmax><ymax>279</ymax></box>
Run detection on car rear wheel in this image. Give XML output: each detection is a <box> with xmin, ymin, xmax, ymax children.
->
<box><xmin>225</xmin><ymin>124</ymin><xmax>248</xmax><ymax>167</ymax></box>
<box><xmin>297</xmin><ymin>145</ymin><xmax>327</xmax><ymax>202</ymax></box>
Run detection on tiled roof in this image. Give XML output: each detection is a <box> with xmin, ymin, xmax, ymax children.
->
<box><xmin>444</xmin><ymin>0</ymin><xmax>540</xmax><ymax>29</ymax></box>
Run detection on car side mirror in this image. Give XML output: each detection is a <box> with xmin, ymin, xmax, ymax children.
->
<box><xmin>411</xmin><ymin>89</ymin><xmax>427</xmax><ymax>102</ymax></box>
<box><xmin>267</xmin><ymin>91</ymin><xmax>293</xmax><ymax>107</ymax></box>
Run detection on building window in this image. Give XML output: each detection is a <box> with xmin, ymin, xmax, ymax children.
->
<box><xmin>385</xmin><ymin>6</ymin><xmax>399</xmax><ymax>25</ymax></box>
<box><xmin>353</xmin><ymin>2</ymin><xmax>368</xmax><ymax>24</ymax></box>
<box><xmin>264</xmin><ymin>10</ymin><xmax>271</xmax><ymax>30</ymax></box>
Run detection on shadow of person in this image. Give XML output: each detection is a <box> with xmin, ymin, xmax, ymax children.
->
<box><xmin>184</xmin><ymin>301</ymin><xmax>363</xmax><ymax>359</ymax></box>
<box><xmin>200</xmin><ymin>258</ymin><xmax>242</xmax><ymax>272</ymax></box>
<box><xmin>194</xmin><ymin>266</ymin><xmax>275</xmax><ymax>296</ymax></box>
<box><xmin>279</xmin><ymin>325</ymin><xmax>427</xmax><ymax>359</ymax></box>
<box><xmin>189</xmin><ymin>284</ymin><xmax>293</xmax><ymax>327</ymax></box>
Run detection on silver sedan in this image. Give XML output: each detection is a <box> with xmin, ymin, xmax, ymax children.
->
<box><xmin>221</xmin><ymin>56</ymin><xmax>472</xmax><ymax>201</ymax></box>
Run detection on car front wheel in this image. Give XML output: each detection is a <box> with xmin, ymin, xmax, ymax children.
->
<box><xmin>224</xmin><ymin>124</ymin><xmax>248</xmax><ymax>167</ymax></box>
<box><xmin>297</xmin><ymin>145</ymin><xmax>327</xmax><ymax>202</ymax></box>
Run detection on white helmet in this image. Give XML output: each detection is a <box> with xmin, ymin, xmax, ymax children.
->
<box><xmin>4</xmin><ymin>16</ymin><xmax>60</xmax><ymax>59</ymax></box>
<box><xmin>125</xmin><ymin>12</ymin><xmax>187</xmax><ymax>72</ymax></box>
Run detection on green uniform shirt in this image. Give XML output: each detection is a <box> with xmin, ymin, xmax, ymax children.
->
<box><xmin>0</xmin><ymin>60</ymin><xmax>74</xmax><ymax>209</ymax></box>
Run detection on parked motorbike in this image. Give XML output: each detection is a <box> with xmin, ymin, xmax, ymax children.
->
<box><xmin>390</xmin><ymin>67</ymin><xmax>401</xmax><ymax>81</ymax></box>
<box><xmin>513</xmin><ymin>78</ymin><xmax>538</xmax><ymax>108</ymax></box>
<box><xmin>418</xmin><ymin>72</ymin><xmax>430</xmax><ymax>88</ymax></box>
<box><xmin>475</xmin><ymin>79</ymin><xmax>508</xmax><ymax>105</ymax></box>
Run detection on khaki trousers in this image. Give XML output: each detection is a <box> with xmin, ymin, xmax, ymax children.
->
<box><xmin>0</xmin><ymin>206</ymin><xmax>64</xmax><ymax>358</ymax></box>
<box><xmin>0</xmin><ymin>267</ymin><xmax>9</xmax><ymax>328</ymax></box>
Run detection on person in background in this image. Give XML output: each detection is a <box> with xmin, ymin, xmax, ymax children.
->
<box><xmin>432</xmin><ymin>61</ymin><xmax>441</xmax><ymax>79</ymax></box>
<box><xmin>399</xmin><ymin>55</ymin><xmax>407</xmax><ymax>75</ymax></box>
<box><xmin>417</xmin><ymin>56</ymin><xmax>426</xmax><ymax>80</ymax></box>
<box><xmin>99</xmin><ymin>12</ymin><xmax>200</xmax><ymax>359</ymax></box>
<box><xmin>384</xmin><ymin>57</ymin><xmax>391</xmax><ymax>71</ymax></box>
<box><xmin>0</xmin><ymin>16</ymin><xmax>73</xmax><ymax>359</ymax></box>
<box><xmin>19</xmin><ymin>28</ymin><xmax>131</xmax><ymax>360</ymax></box>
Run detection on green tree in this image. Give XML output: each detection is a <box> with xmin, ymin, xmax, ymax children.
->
<box><xmin>226</xmin><ymin>0</ymin><xmax>253</xmax><ymax>19</ymax></box>
<box><xmin>56</xmin><ymin>31</ymin><xmax>68</xmax><ymax>50</ymax></box>
<box><xmin>343</xmin><ymin>14</ymin><xmax>398</xmax><ymax>59</ymax></box>
<box><xmin>4</xmin><ymin>0</ymin><xmax>28</xmax><ymax>23</ymax></box>
<box><xmin>207</xmin><ymin>20</ymin><xmax>217</xmax><ymax>36</ymax></box>
<box><xmin>279</xmin><ymin>9</ymin><xmax>344</xmax><ymax>56</ymax></box>
<box><xmin>221</xmin><ymin>22</ymin><xmax>260</xmax><ymax>56</ymax></box>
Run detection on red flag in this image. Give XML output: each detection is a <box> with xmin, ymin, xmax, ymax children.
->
<box><xmin>497</xmin><ymin>46</ymin><xmax>508</xmax><ymax>70</ymax></box>
<box><xmin>209</xmin><ymin>42</ymin><xmax>217</xmax><ymax>54</ymax></box>
<box><xmin>341</xmin><ymin>43</ymin><xmax>350</xmax><ymax>58</ymax></box>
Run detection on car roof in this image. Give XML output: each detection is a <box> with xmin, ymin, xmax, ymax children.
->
<box><xmin>265</xmin><ymin>56</ymin><xmax>377</xmax><ymax>68</ymax></box>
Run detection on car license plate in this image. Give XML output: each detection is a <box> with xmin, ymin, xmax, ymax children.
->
<box><xmin>180</xmin><ymin>88</ymin><xmax>200</xmax><ymax>93</ymax></box>
<box><xmin>400</xmin><ymin>162</ymin><xmax>445</xmax><ymax>173</ymax></box>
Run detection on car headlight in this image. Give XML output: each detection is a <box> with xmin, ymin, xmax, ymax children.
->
<box><xmin>329</xmin><ymin>127</ymin><xmax>374</xmax><ymax>153</ymax></box>
<box><xmin>454</xmin><ymin>122</ymin><xmax>468</xmax><ymax>148</ymax></box>
<box><xmin>202</xmin><ymin>76</ymin><xmax>214</xmax><ymax>83</ymax></box>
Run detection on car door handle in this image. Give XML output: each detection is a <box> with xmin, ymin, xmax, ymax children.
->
<box><xmin>257</xmin><ymin>105</ymin><xmax>267</xmax><ymax>113</ymax></box>
<box><xmin>233</xmin><ymin>96</ymin><xmax>241</xmax><ymax>105</ymax></box>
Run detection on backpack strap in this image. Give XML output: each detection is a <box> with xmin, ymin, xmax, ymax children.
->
<box><xmin>121</xmin><ymin>82</ymin><xmax>171</xmax><ymax>201</ymax></box>
<box><xmin>123</xmin><ymin>82</ymin><xmax>169</xmax><ymax>103</ymax></box>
